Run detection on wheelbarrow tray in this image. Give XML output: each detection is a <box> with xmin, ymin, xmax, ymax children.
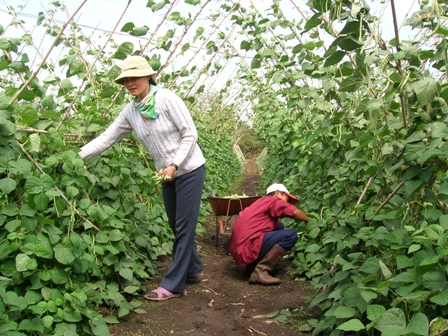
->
<box><xmin>207</xmin><ymin>196</ymin><xmax>262</xmax><ymax>216</ymax></box>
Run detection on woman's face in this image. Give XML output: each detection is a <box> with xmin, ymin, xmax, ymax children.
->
<box><xmin>122</xmin><ymin>76</ymin><xmax>150</xmax><ymax>100</ymax></box>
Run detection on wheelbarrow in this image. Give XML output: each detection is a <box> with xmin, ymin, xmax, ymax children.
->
<box><xmin>207</xmin><ymin>194</ymin><xmax>262</xmax><ymax>246</ymax></box>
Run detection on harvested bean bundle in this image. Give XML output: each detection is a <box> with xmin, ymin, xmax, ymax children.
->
<box><xmin>222</xmin><ymin>193</ymin><xmax>247</xmax><ymax>198</ymax></box>
<box><xmin>152</xmin><ymin>171</ymin><xmax>170</xmax><ymax>184</ymax></box>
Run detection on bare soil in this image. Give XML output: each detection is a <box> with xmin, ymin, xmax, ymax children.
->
<box><xmin>109</xmin><ymin>159</ymin><xmax>319</xmax><ymax>336</ymax></box>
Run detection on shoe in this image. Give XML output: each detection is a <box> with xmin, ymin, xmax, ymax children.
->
<box><xmin>249</xmin><ymin>244</ymin><xmax>286</xmax><ymax>285</ymax></box>
<box><xmin>186</xmin><ymin>272</ymin><xmax>205</xmax><ymax>284</ymax></box>
<box><xmin>144</xmin><ymin>287</ymin><xmax>182</xmax><ymax>301</ymax></box>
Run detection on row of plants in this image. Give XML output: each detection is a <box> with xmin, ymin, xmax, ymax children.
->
<box><xmin>244</xmin><ymin>0</ymin><xmax>448</xmax><ymax>335</ymax></box>
<box><xmin>0</xmin><ymin>1</ymin><xmax>242</xmax><ymax>333</ymax></box>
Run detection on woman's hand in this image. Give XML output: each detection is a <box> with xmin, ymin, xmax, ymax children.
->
<box><xmin>158</xmin><ymin>166</ymin><xmax>177</xmax><ymax>183</ymax></box>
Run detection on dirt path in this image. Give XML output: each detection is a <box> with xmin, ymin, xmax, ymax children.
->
<box><xmin>109</xmin><ymin>159</ymin><xmax>317</xmax><ymax>335</ymax></box>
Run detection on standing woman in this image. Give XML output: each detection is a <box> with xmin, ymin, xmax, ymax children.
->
<box><xmin>78</xmin><ymin>55</ymin><xmax>206</xmax><ymax>301</ymax></box>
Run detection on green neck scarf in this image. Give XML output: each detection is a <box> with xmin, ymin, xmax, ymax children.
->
<box><xmin>133</xmin><ymin>85</ymin><xmax>159</xmax><ymax>119</ymax></box>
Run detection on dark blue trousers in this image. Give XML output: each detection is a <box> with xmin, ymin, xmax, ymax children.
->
<box><xmin>249</xmin><ymin>223</ymin><xmax>298</xmax><ymax>267</ymax></box>
<box><xmin>160</xmin><ymin>165</ymin><xmax>205</xmax><ymax>293</ymax></box>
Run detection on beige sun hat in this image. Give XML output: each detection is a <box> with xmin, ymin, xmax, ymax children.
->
<box><xmin>114</xmin><ymin>56</ymin><xmax>157</xmax><ymax>85</ymax></box>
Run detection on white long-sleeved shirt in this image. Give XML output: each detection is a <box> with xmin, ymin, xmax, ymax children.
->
<box><xmin>78</xmin><ymin>88</ymin><xmax>206</xmax><ymax>176</ymax></box>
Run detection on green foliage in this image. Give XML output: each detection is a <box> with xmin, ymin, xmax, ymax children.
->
<box><xmin>242</xmin><ymin>1</ymin><xmax>448</xmax><ymax>335</ymax></box>
<box><xmin>0</xmin><ymin>7</ymin><xmax>240</xmax><ymax>335</ymax></box>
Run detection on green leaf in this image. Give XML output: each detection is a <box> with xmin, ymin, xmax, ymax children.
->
<box><xmin>2</xmin><ymin>203</ymin><xmax>19</xmax><ymax>216</ymax></box>
<box><xmin>131</xmin><ymin>26</ymin><xmax>149</xmax><ymax>36</ymax></box>
<box><xmin>335</xmin><ymin>306</ymin><xmax>357</xmax><ymax>318</ymax></box>
<box><xmin>240</xmin><ymin>40</ymin><xmax>251</xmax><ymax>51</ymax></box>
<box><xmin>430</xmin><ymin>122</ymin><xmax>448</xmax><ymax>139</ymax></box>
<box><xmin>419</xmin><ymin>255</ymin><xmax>441</xmax><ymax>266</ymax></box>
<box><xmin>407</xmin><ymin>312</ymin><xmax>429</xmax><ymax>336</ymax></box>
<box><xmin>359</xmin><ymin>257</ymin><xmax>379</xmax><ymax>274</ymax></box>
<box><xmin>405</xmin><ymin>130</ymin><xmax>425</xmax><ymax>143</ymax></box>
<box><xmin>16</xmin><ymin>253</ymin><xmax>31</xmax><ymax>272</ymax></box>
<box><xmin>379</xmin><ymin>260</ymin><xmax>392</xmax><ymax>279</ymax></box>
<box><xmin>324</xmin><ymin>50</ymin><xmax>346</xmax><ymax>67</ymax></box>
<box><xmin>439</xmin><ymin>214</ymin><xmax>448</xmax><ymax>229</ymax></box>
<box><xmin>61</xmin><ymin>79</ymin><xmax>73</xmax><ymax>91</ymax></box>
<box><xmin>430</xmin><ymin>287</ymin><xmax>448</xmax><ymax>305</ymax></box>
<box><xmin>103</xmin><ymin>315</ymin><xmax>120</xmax><ymax>324</ymax></box>
<box><xmin>338</xmin><ymin>76</ymin><xmax>361</xmax><ymax>92</ymax></box>
<box><xmin>396</xmin><ymin>255</ymin><xmax>412</xmax><ymax>269</ymax></box>
<box><xmin>65</xmin><ymin>186</ymin><xmax>79</xmax><ymax>198</ymax></box>
<box><xmin>375</xmin><ymin>308</ymin><xmax>406</xmax><ymax>332</ymax></box>
<box><xmin>53</xmin><ymin>245</ymin><xmax>75</xmax><ymax>265</ymax></box>
<box><xmin>251</xmin><ymin>55</ymin><xmax>262</xmax><ymax>69</ymax></box>
<box><xmin>408</xmin><ymin>244</ymin><xmax>421</xmax><ymax>254</ymax></box>
<box><xmin>20</xmin><ymin>106</ymin><xmax>39</xmax><ymax>126</ymax></box>
<box><xmin>119</xmin><ymin>268</ymin><xmax>133</xmax><ymax>281</ymax></box>
<box><xmin>366</xmin><ymin>304</ymin><xmax>386</xmax><ymax>322</ymax></box>
<box><xmin>181</xmin><ymin>43</ymin><xmax>190</xmax><ymax>53</ymax></box>
<box><xmin>34</xmin><ymin>193</ymin><xmax>49</xmax><ymax>211</ymax></box>
<box><xmin>0</xmin><ymin>177</ymin><xmax>17</xmax><ymax>194</ymax></box>
<box><xmin>117</xmin><ymin>42</ymin><xmax>134</xmax><ymax>55</ymax></box>
<box><xmin>422</xmin><ymin>270</ymin><xmax>446</xmax><ymax>290</ymax></box>
<box><xmin>5</xmin><ymin>219</ymin><xmax>21</xmax><ymax>232</ymax></box>
<box><xmin>413</xmin><ymin>77</ymin><xmax>437</xmax><ymax>106</ymax></box>
<box><xmin>305</xmin><ymin>244</ymin><xmax>320</xmax><ymax>253</ymax></box>
<box><xmin>62</xmin><ymin>308</ymin><xmax>82</xmax><ymax>322</ymax></box>
<box><xmin>303</xmin><ymin>13</ymin><xmax>322</xmax><ymax>33</ymax></box>
<box><xmin>25</xmin><ymin>174</ymin><xmax>54</xmax><ymax>194</ymax></box>
<box><xmin>426</xmin><ymin>225</ymin><xmax>444</xmax><ymax>240</ymax></box>
<box><xmin>120</xmin><ymin>22</ymin><xmax>135</xmax><ymax>33</ymax></box>
<box><xmin>404</xmin><ymin>179</ymin><xmax>423</xmax><ymax>196</ymax></box>
<box><xmin>42</xmin><ymin>315</ymin><xmax>54</xmax><ymax>329</ymax></box>
<box><xmin>336</xmin><ymin>319</ymin><xmax>365</xmax><ymax>331</ymax></box>
<box><xmin>123</xmin><ymin>286</ymin><xmax>139</xmax><ymax>294</ymax></box>
<box><xmin>335</xmin><ymin>36</ymin><xmax>363</xmax><ymax>51</ymax></box>
<box><xmin>420</xmin><ymin>149</ymin><xmax>444</xmax><ymax>164</ymax></box>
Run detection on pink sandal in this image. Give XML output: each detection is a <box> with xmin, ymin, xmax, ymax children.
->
<box><xmin>144</xmin><ymin>287</ymin><xmax>182</xmax><ymax>301</ymax></box>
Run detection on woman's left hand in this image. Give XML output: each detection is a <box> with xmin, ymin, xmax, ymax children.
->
<box><xmin>158</xmin><ymin>166</ymin><xmax>176</xmax><ymax>183</ymax></box>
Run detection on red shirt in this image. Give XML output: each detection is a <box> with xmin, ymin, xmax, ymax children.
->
<box><xmin>229</xmin><ymin>196</ymin><xmax>296</xmax><ymax>266</ymax></box>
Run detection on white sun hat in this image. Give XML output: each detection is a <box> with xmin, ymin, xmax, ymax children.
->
<box><xmin>266</xmin><ymin>183</ymin><xmax>299</xmax><ymax>205</ymax></box>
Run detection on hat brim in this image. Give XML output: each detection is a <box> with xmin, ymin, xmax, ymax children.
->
<box><xmin>114</xmin><ymin>70</ymin><xmax>157</xmax><ymax>85</ymax></box>
<box><xmin>285</xmin><ymin>192</ymin><xmax>299</xmax><ymax>206</ymax></box>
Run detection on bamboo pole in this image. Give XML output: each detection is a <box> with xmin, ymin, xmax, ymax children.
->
<box><xmin>374</xmin><ymin>182</ymin><xmax>404</xmax><ymax>215</ymax></box>
<box><xmin>390</xmin><ymin>0</ymin><xmax>408</xmax><ymax>130</ymax></box>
